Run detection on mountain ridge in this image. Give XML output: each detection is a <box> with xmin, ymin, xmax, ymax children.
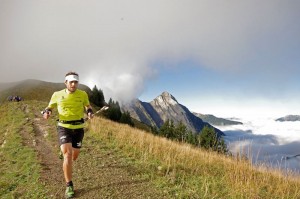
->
<box><xmin>193</xmin><ymin>112</ymin><xmax>243</xmax><ymax>126</ymax></box>
<box><xmin>276</xmin><ymin>115</ymin><xmax>300</xmax><ymax>122</ymax></box>
<box><xmin>122</xmin><ymin>91</ymin><xmax>224</xmax><ymax>136</ymax></box>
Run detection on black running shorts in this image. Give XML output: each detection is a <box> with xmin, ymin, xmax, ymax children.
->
<box><xmin>57</xmin><ymin>126</ymin><xmax>84</xmax><ymax>148</ymax></box>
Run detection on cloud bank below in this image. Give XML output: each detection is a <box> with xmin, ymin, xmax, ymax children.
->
<box><xmin>220</xmin><ymin>118</ymin><xmax>300</xmax><ymax>173</ymax></box>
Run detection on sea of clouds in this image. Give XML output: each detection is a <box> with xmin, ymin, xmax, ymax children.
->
<box><xmin>218</xmin><ymin>116</ymin><xmax>300</xmax><ymax>174</ymax></box>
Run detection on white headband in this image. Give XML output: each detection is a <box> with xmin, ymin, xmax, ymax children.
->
<box><xmin>65</xmin><ymin>74</ymin><xmax>79</xmax><ymax>82</ymax></box>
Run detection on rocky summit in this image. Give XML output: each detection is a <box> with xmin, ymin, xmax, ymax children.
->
<box><xmin>122</xmin><ymin>91</ymin><xmax>224</xmax><ymax>136</ymax></box>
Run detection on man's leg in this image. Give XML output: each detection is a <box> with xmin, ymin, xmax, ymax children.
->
<box><xmin>58</xmin><ymin>126</ymin><xmax>77</xmax><ymax>198</ymax></box>
<box><xmin>61</xmin><ymin>143</ymin><xmax>73</xmax><ymax>183</ymax></box>
<box><xmin>71</xmin><ymin>128</ymin><xmax>84</xmax><ymax>161</ymax></box>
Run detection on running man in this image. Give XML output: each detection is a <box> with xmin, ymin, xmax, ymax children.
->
<box><xmin>42</xmin><ymin>71</ymin><xmax>94</xmax><ymax>198</ymax></box>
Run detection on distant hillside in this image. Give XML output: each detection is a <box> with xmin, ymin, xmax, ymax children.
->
<box><xmin>0</xmin><ymin>79</ymin><xmax>92</xmax><ymax>103</ymax></box>
<box><xmin>0</xmin><ymin>82</ymin><xmax>19</xmax><ymax>92</ymax></box>
<box><xmin>193</xmin><ymin>112</ymin><xmax>243</xmax><ymax>126</ymax></box>
<box><xmin>122</xmin><ymin>92</ymin><xmax>224</xmax><ymax>136</ymax></box>
<box><xmin>275</xmin><ymin>115</ymin><xmax>300</xmax><ymax>122</ymax></box>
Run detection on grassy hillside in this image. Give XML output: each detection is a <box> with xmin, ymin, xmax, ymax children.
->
<box><xmin>0</xmin><ymin>81</ymin><xmax>19</xmax><ymax>92</ymax></box>
<box><xmin>89</xmin><ymin>118</ymin><xmax>300</xmax><ymax>198</ymax></box>
<box><xmin>1</xmin><ymin>81</ymin><xmax>300</xmax><ymax>198</ymax></box>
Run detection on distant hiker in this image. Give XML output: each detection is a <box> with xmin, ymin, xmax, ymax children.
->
<box><xmin>7</xmin><ymin>95</ymin><xmax>22</xmax><ymax>102</ymax></box>
<box><xmin>7</xmin><ymin>96</ymin><xmax>13</xmax><ymax>101</ymax></box>
<box><xmin>14</xmin><ymin>96</ymin><xmax>22</xmax><ymax>102</ymax></box>
<box><xmin>42</xmin><ymin>71</ymin><xmax>94</xmax><ymax>198</ymax></box>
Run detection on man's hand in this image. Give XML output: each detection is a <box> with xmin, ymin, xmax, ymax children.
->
<box><xmin>41</xmin><ymin>109</ymin><xmax>52</xmax><ymax>119</ymax></box>
<box><xmin>86</xmin><ymin>107</ymin><xmax>94</xmax><ymax>120</ymax></box>
<box><xmin>43</xmin><ymin>112</ymin><xmax>51</xmax><ymax>119</ymax></box>
<box><xmin>87</xmin><ymin>112</ymin><xmax>94</xmax><ymax>120</ymax></box>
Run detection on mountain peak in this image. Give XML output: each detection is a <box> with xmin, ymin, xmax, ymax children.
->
<box><xmin>122</xmin><ymin>90</ymin><xmax>224</xmax><ymax>135</ymax></box>
<box><xmin>156</xmin><ymin>91</ymin><xmax>178</xmax><ymax>105</ymax></box>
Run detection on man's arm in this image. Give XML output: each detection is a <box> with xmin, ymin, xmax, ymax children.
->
<box><xmin>43</xmin><ymin>92</ymin><xmax>57</xmax><ymax>120</ymax></box>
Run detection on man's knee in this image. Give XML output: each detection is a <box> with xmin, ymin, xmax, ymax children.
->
<box><xmin>73</xmin><ymin>153</ymin><xmax>79</xmax><ymax>161</ymax></box>
<box><xmin>72</xmin><ymin>149</ymin><xmax>80</xmax><ymax>161</ymax></box>
<box><xmin>63</xmin><ymin>150</ymin><xmax>73</xmax><ymax>160</ymax></box>
<box><xmin>61</xmin><ymin>144</ymin><xmax>73</xmax><ymax>159</ymax></box>
<box><xmin>73</xmin><ymin>155</ymin><xmax>78</xmax><ymax>161</ymax></box>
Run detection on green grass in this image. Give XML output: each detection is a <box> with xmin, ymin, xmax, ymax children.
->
<box><xmin>89</xmin><ymin>117</ymin><xmax>300</xmax><ymax>199</ymax></box>
<box><xmin>0</xmin><ymin>102</ymin><xmax>47</xmax><ymax>199</ymax></box>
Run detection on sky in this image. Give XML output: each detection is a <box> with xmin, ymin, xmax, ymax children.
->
<box><xmin>1</xmin><ymin>0</ymin><xmax>300</xmax><ymax>118</ymax></box>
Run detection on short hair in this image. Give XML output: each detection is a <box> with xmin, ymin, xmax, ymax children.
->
<box><xmin>65</xmin><ymin>71</ymin><xmax>79</xmax><ymax>77</ymax></box>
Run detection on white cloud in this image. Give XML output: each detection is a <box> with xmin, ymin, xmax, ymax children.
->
<box><xmin>1</xmin><ymin>0</ymin><xmax>299</xmax><ymax>102</ymax></box>
<box><xmin>220</xmin><ymin>117</ymin><xmax>300</xmax><ymax>173</ymax></box>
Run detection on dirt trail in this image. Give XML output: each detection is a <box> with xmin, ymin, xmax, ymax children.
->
<box><xmin>21</xmin><ymin>104</ymin><xmax>65</xmax><ymax>198</ymax></box>
<box><xmin>21</xmin><ymin>103</ymin><xmax>166</xmax><ymax>199</ymax></box>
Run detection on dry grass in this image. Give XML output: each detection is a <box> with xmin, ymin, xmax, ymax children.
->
<box><xmin>89</xmin><ymin>117</ymin><xmax>300</xmax><ymax>198</ymax></box>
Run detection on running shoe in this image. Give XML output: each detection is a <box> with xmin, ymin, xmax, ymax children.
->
<box><xmin>65</xmin><ymin>185</ymin><xmax>75</xmax><ymax>198</ymax></box>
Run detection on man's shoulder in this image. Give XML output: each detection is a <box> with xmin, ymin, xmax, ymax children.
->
<box><xmin>53</xmin><ymin>89</ymin><xmax>66</xmax><ymax>95</ymax></box>
<box><xmin>75</xmin><ymin>89</ymin><xmax>88</xmax><ymax>95</ymax></box>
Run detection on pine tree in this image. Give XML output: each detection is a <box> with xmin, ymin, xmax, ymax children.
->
<box><xmin>186</xmin><ymin>131</ymin><xmax>197</xmax><ymax>145</ymax></box>
<box><xmin>105</xmin><ymin>98</ymin><xmax>122</xmax><ymax>122</ymax></box>
<box><xmin>174</xmin><ymin>121</ymin><xmax>188</xmax><ymax>142</ymax></box>
<box><xmin>90</xmin><ymin>85</ymin><xmax>105</xmax><ymax>107</ymax></box>
<box><xmin>199</xmin><ymin>126</ymin><xmax>228</xmax><ymax>153</ymax></box>
<box><xmin>159</xmin><ymin>120</ymin><xmax>176</xmax><ymax>139</ymax></box>
<box><xmin>120</xmin><ymin>111</ymin><xmax>134</xmax><ymax>126</ymax></box>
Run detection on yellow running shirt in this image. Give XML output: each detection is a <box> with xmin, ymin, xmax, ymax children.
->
<box><xmin>48</xmin><ymin>89</ymin><xmax>90</xmax><ymax>129</ymax></box>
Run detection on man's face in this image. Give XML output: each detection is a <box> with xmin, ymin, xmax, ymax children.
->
<box><xmin>65</xmin><ymin>80</ymin><xmax>78</xmax><ymax>93</ymax></box>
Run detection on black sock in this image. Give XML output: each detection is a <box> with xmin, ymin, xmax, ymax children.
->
<box><xmin>66</xmin><ymin>181</ymin><xmax>73</xmax><ymax>187</ymax></box>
